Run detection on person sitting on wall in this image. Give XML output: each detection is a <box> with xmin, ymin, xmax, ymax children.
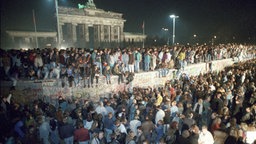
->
<box><xmin>125</xmin><ymin>72</ymin><xmax>134</xmax><ymax>85</ymax></box>
<box><xmin>28</xmin><ymin>67</ymin><xmax>35</xmax><ymax>80</ymax></box>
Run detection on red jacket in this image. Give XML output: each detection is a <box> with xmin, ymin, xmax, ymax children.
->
<box><xmin>74</xmin><ymin>128</ymin><xmax>90</xmax><ymax>142</ymax></box>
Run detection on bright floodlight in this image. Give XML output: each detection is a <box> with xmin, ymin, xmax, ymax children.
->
<box><xmin>162</xmin><ymin>28</ymin><xmax>168</xmax><ymax>31</ymax></box>
<box><xmin>170</xmin><ymin>15</ymin><xmax>179</xmax><ymax>18</ymax></box>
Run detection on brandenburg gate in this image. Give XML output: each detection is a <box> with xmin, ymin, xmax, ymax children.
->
<box><xmin>58</xmin><ymin>1</ymin><xmax>126</xmax><ymax>48</ymax></box>
<box><xmin>6</xmin><ymin>0</ymin><xmax>146</xmax><ymax>49</ymax></box>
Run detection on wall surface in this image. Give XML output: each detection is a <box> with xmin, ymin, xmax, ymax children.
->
<box><xmin>0</xmin><ymin>58</ymin><xmax>235</xmax><ymax>104</ymax></box>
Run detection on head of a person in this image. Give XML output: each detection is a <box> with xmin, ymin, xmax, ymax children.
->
<box><xmin>170</xmin><ymin>121</ymin><xmax>178</xmax><ymax>130</ymax></box>
<box><xmin>201</xmin><ymin>125</ymin><xmax>208</xmax><ymax>134</ymax></box>
<box><xmin>216</xmin><ymin>92</ymin><xmax>222</xmax><ymax>98</ymax></box>
<box><xmin>214</xmin><ymin>117</ymin><xmax>222</xmax><ymax>125</ymax></box>
<box><xmin>157</xmin><ymin>120</ymin><xmax>164</xmax><ymax>125</ymax></box>
<box><xmin>171</xmin><ymin>101</ymin><xmax>177</xmax><ymax>106</ymax></box>
<box><xmin>98</xmin><ymin>131</ymin><xmax>104</xmax><ymax>139</ymax></box>
<box><xmin>128</xmin><ymin>130</ymin><xmax>135</xmax><ymax>139</ymax></box>
<box><xmin>198</xmin><ymin>98</ymin><xmax>203</xmax><ymax>104</ymax></box>
<box><xmin>246</xmin><ymin>107</ymin><xmax>251</xmax><ymax>113</ymax></box>
<box><xmin>182</xmin><ymin>130</ymin><xmax>190</xmax><ymax>138</ymax></box>
<box><xmin>190</xmin><ymin>124</ymin><xmax>200</xmax><ymax>134</ymax></box>
<box><xmin>108</xmin><ymin>112</ymin><xmax>113</xmax><ymax>118</ymax></box>
<box><xmin>115</xmin><ymin>120</ymin><xmax>121</xmax><ymax>127</ymax></box>
<box><xmin>77</xmin><ymin>121</ymin><xmax>84</xmax><ymax>129</ymax></box>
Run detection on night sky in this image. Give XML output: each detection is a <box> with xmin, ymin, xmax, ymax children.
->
<box><xmin>1</xmin><ymin>0</ymin><xmax>256</xmax><ymax>45</ymax></box>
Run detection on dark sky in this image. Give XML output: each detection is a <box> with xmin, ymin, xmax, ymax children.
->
<box><xmin>1</xmin><ymin>0</ymin><xmax>256</xmax><ymax>44</ymax></box>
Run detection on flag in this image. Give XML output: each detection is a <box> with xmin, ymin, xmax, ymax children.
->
<box><xmin>142</xmin><ymin>21</ymin><xmax>145</xmax><ymax>48</ymax></box>
<box><xmin>32</xmin><ymin>10</ymin><xmax>36</xmax><ymax>26</ymax></box>
<box><xmin>32</xmin><ymin>9</ymin><xmax>38</xmax><ymax>48</ymax></box>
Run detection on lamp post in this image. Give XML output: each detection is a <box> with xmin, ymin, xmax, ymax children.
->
<box><xmin>162</xmin><ymin>28</ymin><xmax>169</xmax><ymax>45</ymax></box>
<box><xmin>170</xmin><ymin>14</ymin><xmax>179</xmax><ymax>45</ymax></box>
<box><xmin>55</xmin><ymin>0</ymin><xmax>61</xmax><ymax>48</ymax></box>
<box><xmin>193</xmin><ymin>34</ymin><xmax>197</xmax><ymax>45</ymax></box>
<box><xmin>212</xmin><ymin>35</ymin><xmax>217</xmax><ymax>45</ymax></box>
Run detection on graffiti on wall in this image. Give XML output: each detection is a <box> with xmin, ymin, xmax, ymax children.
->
<box><xmin>43</xmin><ymin>86</ymin><xmax>71</xmax><ymax>99</ymax></box>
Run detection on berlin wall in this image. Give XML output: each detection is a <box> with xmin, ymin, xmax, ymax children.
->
<box><xmin>0</xmin><ymin>58</ymin><xmax>235</xmax><ymax>104</ymax></box>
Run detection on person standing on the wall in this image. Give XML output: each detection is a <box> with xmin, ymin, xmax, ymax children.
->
<box><xmin>91</xmin><ymin>64</ymin><xmax>100</xmax><ymax>88</ymax></box>
<box><xmin>134</xmin><ymin>48</ymin><xmax>142</xmax><ymax>73</ymax></box>
<box><xmin>128</xmin><ymin>50</ymin><xmax>135</xmax><ymax>73</ymax></box>
<box><xmin>103</xmin><ymin>64</ymin><xmax>112</xmax><ymax>84</ymax></box>
<box><xmin>144</xmin><ymin>50</ymin><xmax>151</xmax><ymax>72</ymax></box>
<box><xmin>121</xmin><ymin>50</ymin><xmax>129</xmax><ymax>72</ymax></box>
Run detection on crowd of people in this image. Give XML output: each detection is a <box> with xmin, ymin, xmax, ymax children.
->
<box><xmin>0</xmin><ymin>43</ymin><xmax>255</xmax><ymax>88</ymax></box>
<box><xmin>0</xmin><ymin>44</ymin><xmax>256</xmax><ymax>144</ymax></box>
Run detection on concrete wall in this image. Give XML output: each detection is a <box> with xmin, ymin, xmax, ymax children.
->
<box><xmin>0</xmin><ymin>58</ymin><xmax>235</xmax><ymax>104</ymax></box>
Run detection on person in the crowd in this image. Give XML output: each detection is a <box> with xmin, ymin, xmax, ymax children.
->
<box><xmin>182</xmin><ymin>112</ymin><xmax>196</xmax><ymax>131</ymax></box>
<box><xmin>34</xmin><ymin>53</ymin><xmax>44</xmax><ymax>79</ymax></box>
<box><xmin>38</xmin><ymin>116</ymin><xmax>51</xmax><ymax>144</ymax></box>
<box><xmin>128</xmin><ymin>50</ymin><xmax>135</xmax><ymax>73</ymax></box>
<box><xmin>144</xmin><ymin>50</ymin><xmax>151</xmax><ymax>72</ymax></box>
<box><xmin>134</xmin><ymin>49</ymin><xmax>142</xmax><ymax>73</ymax></box>
<box><xmin>165</xmin><ymin>121</ymin><xmax>179</xmax><ymax>144</ymax></box>
<box><xmin>141</xmin><ymin>115</ymin><xmax>155</xmax><ymax>140</ymax></box>
<box><xmin>84</xmin><ymin>63</ymin><xmax>92</xmax><ymax>88</ymax></box>
<box><xmin>125</xmin><ymin>130</ymin><xmax>136</xmax><ymax>144</ymax></box>
<box><xmin>176</xmin><ymin>130</ymin><xmax>191</xmax><ymax>144</ymax></box>
<box><xmin>59</xmin><ymin>116</ymin><xmax>74</xmax><ymax>144</ymax></box>
<box><xmin>188</xmin><ymin>124</ymin><xmax>200</xmax><ymax>144</ymax></box>
<box><xmin>91</xmin><ymin>130</ymin><xmax>100</xmax><ymax>144</ymax></box>
<box><xmin>155</xmin><ymin>120</ymin><xmax>164</xmax><ymax>143</ymax></box>
<box><xmin>14</xmin><ymin>116</ymin><xmax>25</xmax><ymax>142</ymax></box>
<box><xmin>211</xmin><ymin>92</ymin><xmax>224</xmax><ymax>114</ymax></box>
<box><xmin>103</xmin><ymin>65</ymin><xmax>112</xmax><ymax>84</ymax></box>
<box><xmin>198</xmin><ymin>125</ymin><xmax>214</xmax><ymax>144</ymax></box>
<box><xmin>74</xmin><ymin>122</ymin><xmax>90</xmax><ymax>144</ymax></box>
<box><xmin>193</xmin><ymin>98</ymin><xmax>204</xmax><ymax>127</ymax></box>
<box><xmin>95</xmin><ymin>101</ymin><xmax>107</xmax><ymax>117</ymax></box>
<box><xmin>135</xmin><ymin>126</ymin><xmax>146</xmax><ymax>143</ymax></box>
<box><xmin>155</xmin><ymin>91</ymin><xmax>163</xmax><ymax>107</ymax></box>
<box><xmin>155</xmin><ymin>105</ymin><xmax>165</xmax><ymax>124</ymax></box>
<box><xmin>98</xmin><ymin>130</ymin><xmax>107</xmax><ymax>144</ymax></box>
<box><xmin>91</xmin><ymin>64</ymin><xmax>100</xmax><ymax>88</ymax></box>
<box><xmin>103</xmin><ymin>112</ymin><xmax>115</xmax><ymax>143</ymax></box>
<box><xmin>115</xmin><ymin>119</ymin><xmax>127</xmax><ymax>135</ymax></box>
<box><xmin>49</xmin><ymin>118</ymin><xmax>59</xmax><ymax>144</ymax></box>
<box><xmin>129</xmin><ymin>115</ymin><xmax>141</xmax><ymax>136</ymax></box>
<box><xmin>122</xmin><ymin>50</ymin><xmax>129</xmax><ymax>72</ymax></box>
<box><xmin>112</xmin><ymin>63</ymin><xmax>124</xmax><ymax>84</ymax></box>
